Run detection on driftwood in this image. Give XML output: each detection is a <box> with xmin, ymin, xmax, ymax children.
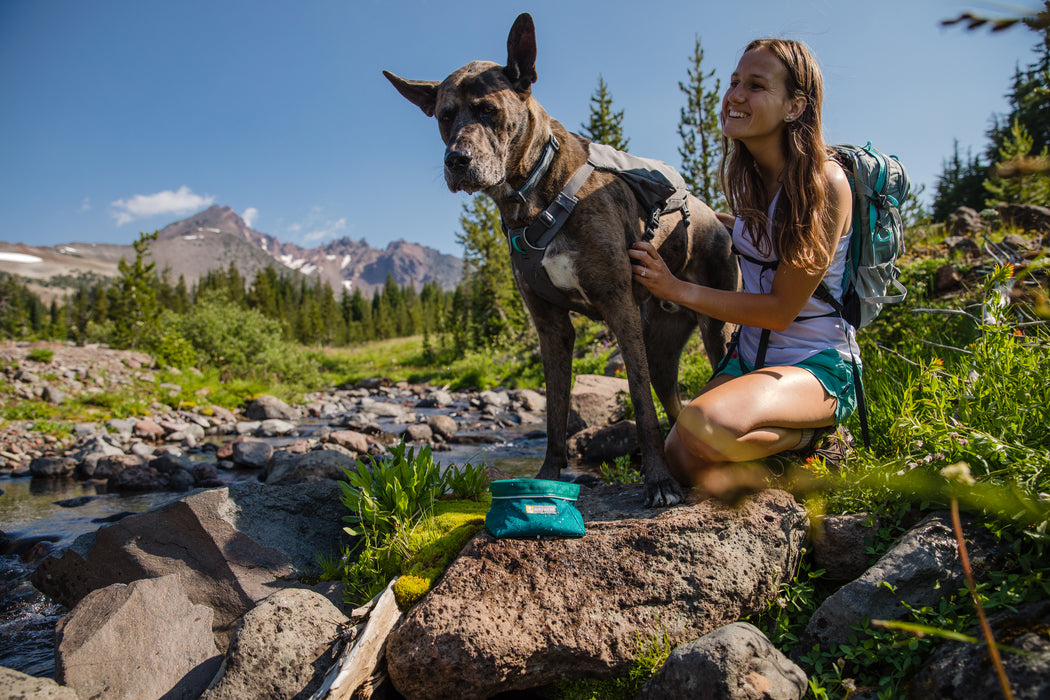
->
<box><xmin>311</xmin><ymin>579</ymin><xmax>404</xmax><ymax>700</ymax></box>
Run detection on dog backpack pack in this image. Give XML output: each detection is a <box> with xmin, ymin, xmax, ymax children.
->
<box><xmin>503</xmin><ymin>139</ymin><xmax>692</xmax><ymax>312</ymax></box>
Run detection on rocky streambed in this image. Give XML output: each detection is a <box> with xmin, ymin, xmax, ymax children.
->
<box><xmin>0</xmin><ymin>341</ymin><xmax>577</xmax><ymax>679</ymax></box>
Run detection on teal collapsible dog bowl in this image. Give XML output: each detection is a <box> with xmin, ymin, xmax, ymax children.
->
<box><xmin>485</xmin><ymin>478</ymin><xmax>585</xmax><ymax>539</ymax></box>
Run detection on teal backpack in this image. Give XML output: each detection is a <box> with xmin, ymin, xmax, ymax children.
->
<box><xmin>825</xmin><ymin>142</ymin><xmax>911</xmax><ymax>329</ymax></box>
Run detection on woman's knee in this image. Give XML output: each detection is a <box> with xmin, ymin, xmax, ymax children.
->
<box><xmin>670</xmin><ymin>404</ymin><xmax>732</xmax><ymax>463</ymax></box>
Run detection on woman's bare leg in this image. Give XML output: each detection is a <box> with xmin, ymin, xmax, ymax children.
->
<box><xmin>666</xmin><ymin>366</ymin><xmax>836</xmax><ymax>487</ymax></box>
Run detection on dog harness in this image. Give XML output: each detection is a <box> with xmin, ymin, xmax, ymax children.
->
<box><xmin>502</xmin><ymin>138</ymin><xmax>691</xmax><ymax>314</ymax></box>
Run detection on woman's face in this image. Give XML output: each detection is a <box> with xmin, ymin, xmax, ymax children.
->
<box><xmin>722</xmin><ymin>46</ymin><xmax>801</xmax><ymax>148</ymax></box>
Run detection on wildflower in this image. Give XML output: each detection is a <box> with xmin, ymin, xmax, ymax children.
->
<box><xmin>940</xmin><ymin>462</ymin><xmax>976</xmax><ymax>486</ymax></box>
<box><xmin>933</xmin><ymin>452</ymin><xmax>945</xmax><ymax>461</ymax></box>
<box><xmin>841</xmin><ymin>678</ymin><xmax>857</xmax><ymax>693</ymax></box>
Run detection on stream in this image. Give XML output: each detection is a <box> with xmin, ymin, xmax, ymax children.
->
<box><xmin>0</xmin><ymin>414</ymin><xmax>554</xmax><ymax>679</ymax></box>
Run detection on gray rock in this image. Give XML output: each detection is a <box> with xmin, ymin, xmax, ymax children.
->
<box><xmin>427</xmin><ymin>414</ymin><xmax>458</xmax><ymax>440</ymax></box>
<box><xmin>168</xmin><ymin>468</ymin><xmax>195</xmax><ymax>491</ymax></box>
<box><xmin>258</xmin><ymin>418</ymin><xmax>296</xmax><ymax>437</ymax></box>
<box><xmin>234</xmin><ymin>420</ymin><xmax>261</xmax><ymax>436</ymax></box>
<box><xmin>29</xmin><ymin>456</ymin><xmax>75</xmax><ymax>478</ymax></box>
<box><xmin>70</xmin><ymin>435</ymin><xmax>125</xmax><ymax>475</ymax></box>
<box><xmin>799</xmin><ymin>512</ymin><xmax>1006</xmax><ymax>655</ymax></box>
<box><xmin>366</xmin><ymin>401</ymin><xmax>405</xmax><ymax>418</ymax></box>
<box><xmin>907</xmin><ymin>600</ymin><xmax>1050</xmax><ymax>700</ymax></box>
<box><xmin>417</xmin><ymin>389</ymin><xmax>453</xmax><ymax>408</ymax></box>
<box><xmin>55</xmin><ymin>574</ymin><xmax>221</xmax><ymax>700</ymax></box>
<box><xmin>811</xmin><ymin>513</ymin><xmax>878</xmax><ymax>582</ymax></box>
<box><xmin>230</xmin><ymin>440</ymin><xmax>273</xmax><ymax>469</ymax></box>
<box><xmin>0</xmin><ymin>666</ymin><xmax>79</xmax><ymax>699</ymax></box>
<box><xmin>576</xmin><ymin>420</ymin><xmax>639</xmax><ymax>464</ymax></box>
<box><xmin>640</xmin><ymin>622</ymin><xmax>807</xmax><ymax>700</ymax></box>
<box><xmin>567</xmin><ymin>374</ymin><xmax>630</xmax><ymax>436</ymax></box>
<box><xmin>149</xmin><ymin>452</ymin><xmax>194</xmax><ymax>474</ymax></box>
<box><xmin>133</xmin><ymin>417</ymin><xmax>166</xmax><ymax>440</ymax></box>
<box><xmin>201</xmin><ymin>588</ymin><xmax>349</xmax><ymax>700</ymax></box>
<box><xmin>404</xmin><ymin>423</ymin><xmax>433</xmax><ymax>442</ymax></box>
<box><xmin>129</xmin><ymin>442</ymin><xmax>156</xmax><ymax>458</ymax></box>
<box><xmin>166</xmin><ymin>423</ymin><xmax>206</xmax><ymax>444</ymax></box>
<box><xmin>83</xmin><ymin>453</ymin><xmax>145</xmax><ymax>480</ymax></box>
<box><xmin>326</xmin><ymin>429</ymin><xmax>371</xmax><ymax>453</ymax></box>
<box><xmin>106</xmin><ymin>418</ymin><xmax>136</xmax><ymax>436</ymax></box>
<box><xmin>945</xmin><ymin>206</ymin><xmax>985</xmax><ymax>236</ymax></box>
<box><xmin>386</xmin><ymin>487</ymin><xmax>807</xmax><ymax>699</ymax></box>
<box><xmin>243</xmin><ymin>394</ymin><xmax>299</xmax><ymax>420</ymax></box>
<box><xmin>478</xmin><ymin>390</ymin><xmax>510</xmax><ymax>409</ymax></box>
<box><xmin>42</xmin><ymin>385</ymin><xmax>66</xmax><ymax>405</ymax></box>
<box><xmin>513</xmin><ymin>388</ymin><xmax>546</xmax><ymax>412</ymax></box>
<box><xmin>107</xmin><ymin>463</ymin><xmax>170</xmax><ymax>492</ymax></box>
<box><xmin>265</xmin><ymin>448</ymin><xmax>355</xmax><ymax>485</ymax></box>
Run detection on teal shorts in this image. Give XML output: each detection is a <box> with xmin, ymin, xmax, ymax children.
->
<box><xmin>714</xmin><ymin>347</ymin><xmax>859</xmax><ymax>425</ymax></box>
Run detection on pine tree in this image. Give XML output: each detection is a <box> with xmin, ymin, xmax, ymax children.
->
<box><xmin>677</xmin><ymin>36</ymin><xmax>725</xmax><ymax>209</ymax></box>
<box><xmin>984</xmin><ymin>119</ymin><xmax>1050</xmax><ymax>206</ymax></box>
<box><xmin>987</xmin><ymin>26</ymin><xmax>1050</xmax><ymax>163</ymax></box>
<box><xmin>581</xmin><ymin>75</ymin><xmax>629</xmax><ymax>150</ymax></box>
<box><xmin>112</xmin><ymin>231</ymin><xmax>160</xmax><ymax>350</ymax></box>
<box><xmin>454</xmin><ymin>196</ymin><xmax>525</xmax><ymax>349</ymax></box>
<box><xmin>933</xmin><ymin>140</ymin><xmax>988</xmax><ymax>221</ymax></box>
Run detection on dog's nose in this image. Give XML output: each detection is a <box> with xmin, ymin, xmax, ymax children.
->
<box><xmin>444</xmin><ymin>149</ymin><xmax>472</xmax><ymax>172</ymax></box>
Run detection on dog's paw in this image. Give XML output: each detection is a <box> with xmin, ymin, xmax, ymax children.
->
<box><xmin>644</xmin><ymin>477</ymin><xmax>684</xmax><ymax>508</ymax></box>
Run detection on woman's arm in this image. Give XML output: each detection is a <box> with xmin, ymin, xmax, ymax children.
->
<box><xmin>629</xmin><ymin>162</ymin><xmax>852</xmax><ymax>331</ymax></box>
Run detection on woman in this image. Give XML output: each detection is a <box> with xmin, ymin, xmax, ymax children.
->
<box><xmin>627</xmin><ymin>38</ymin><xmax>857</xmax><ymax>487</ymax></box>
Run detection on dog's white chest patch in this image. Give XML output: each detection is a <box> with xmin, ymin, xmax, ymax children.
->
<box><xmin>542</xmin><ymin>252</ymin><xmax>588</xmax><ymax>301</ymax></box>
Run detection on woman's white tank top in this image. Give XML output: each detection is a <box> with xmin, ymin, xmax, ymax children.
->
<box><xmin>732</xmin><ymin>190</ymin><xmax>860</xmax><ymax>366</ymax></box>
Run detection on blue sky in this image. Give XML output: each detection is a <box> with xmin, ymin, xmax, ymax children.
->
<box><xmin>0</xmin><ymin>1</ymin><xmax>1038</xmax><ymax>257</ymax></box>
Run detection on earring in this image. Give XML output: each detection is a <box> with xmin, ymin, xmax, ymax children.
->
<box><xmin>785</xmin><ymin>116</ymin><xmax>794</xmax><ymax>122</ymax></box>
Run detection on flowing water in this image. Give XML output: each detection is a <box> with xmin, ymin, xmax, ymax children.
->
<box><xmin>0</xmin><ymin>416</ymin><xmax>554</xmax><ymax>679</ymax></box>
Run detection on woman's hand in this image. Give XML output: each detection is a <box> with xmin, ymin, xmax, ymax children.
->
<box><xmin>628</xmin><ymin>240</ymin><xmax>680</xmax><ymax>301</ymax></box>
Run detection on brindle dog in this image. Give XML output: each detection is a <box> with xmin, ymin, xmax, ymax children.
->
<box><xmin>385</xmin><ymin>13</ymin><xmax>737</xmax><ymax>506</ymax></box>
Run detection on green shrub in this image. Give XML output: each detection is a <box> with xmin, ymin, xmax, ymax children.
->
<box><xmin>26</xmin><ymin>348</ymin><xmax>54</xmax><ymax>363</ymax></box>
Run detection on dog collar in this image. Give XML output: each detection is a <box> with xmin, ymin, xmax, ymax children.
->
<box><xmin>508</xmin><ymin>133</ymin><xmax>560</xmax><ymax>205</ymax></box>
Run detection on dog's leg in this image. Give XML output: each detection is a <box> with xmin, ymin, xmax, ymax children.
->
<box><xmin>597</xmin><ymin>299</ymin><xmax>684</xmax><ymax>507</ymax></box>
<box><xmin>642</xmin><ymin>301</ymin><xmax>699</xmax><ymax>422</ymax></box>
<box><xmin>525</xmin><ymin>296</ymin><xmax>576</xmax><ymax>481</ymax></box>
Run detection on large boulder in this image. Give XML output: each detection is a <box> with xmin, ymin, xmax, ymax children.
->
<box><xmin>55</xmin><ymin>574</ymin><xmax>221</xmax><ymax>700</ymax></box>
<box><xmin>201</xmin><ymin>588</ymin><xmax>349</xmax><ymax>700</ymax></box>
<box><xmin>639</xmin><ymin>622</ymin><xmax>808</xmax><ymax>700</ymax></box>
<box><xmin>32</xmin><ymin>480</ymin><xmax>349</xmax><ymax>648</ymax></box>
<box><xmin>386</xmin><ymin>486</ymin><xmax>807</xmax><ymax>699</ymax></box>
<box><xmin>797</xmin><ymin>512</ymin><xmax>1007</xmax><ymax>657</ymax></box>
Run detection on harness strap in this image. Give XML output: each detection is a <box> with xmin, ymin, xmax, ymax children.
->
<box><xmin>508</xmin><ymin>134</ymin><xmax>560</xmax><ymax>205</ymax></box>
<box><xmin>503</xmin><ymin>159</ymin><xmax>595</xmax><ymax>253</ymax></box>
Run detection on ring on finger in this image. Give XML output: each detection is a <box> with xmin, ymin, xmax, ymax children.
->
<box><xmin>641</xmin><ymin>267</ymin><xmax>647</xmax><ymax>277</ymax></box>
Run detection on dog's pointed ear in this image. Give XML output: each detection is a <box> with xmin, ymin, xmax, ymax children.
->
<box><xmin>504</xmin><ymin>13</ymin><xmax>537</xmax><ymax>94</ymax></box>
<box><xmin>383</xmin><ymin>70</ymin><xmax>440</xmax><ymax>117</ymax></box>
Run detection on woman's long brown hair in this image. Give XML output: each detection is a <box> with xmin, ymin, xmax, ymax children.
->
<box><xmin>720</xmin><ymin>38</ymin><xmax>837</xmax><ymax>274</ymax></box>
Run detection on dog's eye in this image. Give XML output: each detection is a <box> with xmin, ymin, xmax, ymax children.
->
<box><xmin>438</xmin><ymin>110</ymin><xmax>454</xmax><ymax>124</ymax></box>
<box><xmin>477</xmin><ymin>103</ymin><xmax>498</xmax><ymax>117</ymax></box>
